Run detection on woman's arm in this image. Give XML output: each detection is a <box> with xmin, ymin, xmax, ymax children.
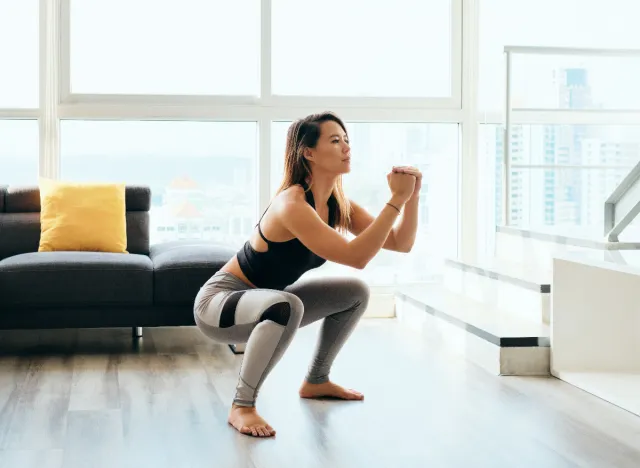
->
<box><xmin>348</xmin><ymin>196</ymin><xmax>419</xmax><ymax>253</ymax></box>
<box><xmin>349</xmin><ymin>166</ymin><xmax>422</xmax><ymax>253</ymax></box>
<box><xmin>278</xmin><ymin>173</ymin><xmax>415</xmax><ymax>269</ymax></box>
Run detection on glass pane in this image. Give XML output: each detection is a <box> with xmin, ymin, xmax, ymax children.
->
<box><xmin>272</xmin><ymin>0</ymin><xmax>452</xmax><ymax>97</ymax></box>
<box><xmin>478</xmin><ymin>124</ymin><xmax>640</xmax><ymax>245</ymax></box>
<box><xmin>70</xmin><ymin>0</ymin><xmax>260</xmax><ymax>95</ymax></box>
<box><xmin>508</xmin><ymin>167</ymin><xmax>630</xmax><ymax>229</ymax></box>
<box><xmin>271</xmin><ymin>121</ymin><xmax>459</xmax><ymax>287</ymax></box>
<box><xmin>0</xmin><ymin>120</ymin><xmax>39</xmax><ymax>186</ymax></box>
<box><xmin>60</xmin><ymin>121</ymin><xmax>258</xmax><ymax>248</ymax></box>
<box><xmin>480</xmin><ymin>0</ymin><xmax>640</xmax><ymax>111</ymax></box>
<box><xmin>509</xmin><ymin>55</ymin><xmax>640</xmax><ymax>111</ymax></box>
<box><xmin>0</xmin><ymin>1</ymin><xmax>38</xmax><ymax>108</ymax></box>
<box><xmin>498</xmin><ymin>124</ymin><xmax>640</xmax><ymax>168</ymax></box>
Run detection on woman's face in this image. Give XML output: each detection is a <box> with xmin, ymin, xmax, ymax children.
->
<box><xmin>305</xmin><ymin>120</ymin><xmax>351</xmax><ymax>175</ymax></box>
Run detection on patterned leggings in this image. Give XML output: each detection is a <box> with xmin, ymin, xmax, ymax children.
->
<box><xmin>194</xmin><ymin>271</ymin><xmax>370</xmax><ymax>407</ymax></box>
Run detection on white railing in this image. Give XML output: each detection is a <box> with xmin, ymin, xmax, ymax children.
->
<box><xmin>604</xmin><ymin>161</ymin><xmax>640</xmax><ymax>241</ymax></box>
<box><xmin>502</xmin><ymin>46</ymin><xmax>640</xmax><ymax>231</ymax></box>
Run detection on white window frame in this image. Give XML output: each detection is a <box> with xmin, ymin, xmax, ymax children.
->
<box><xmin>475</xmin><ymin>40</ymin><xmax>640</xmax><ymax>257</ymax></box>
<box><xmin>2</xmin><ymin>0</ymin><xmax>480</xmax><ymax>269</ymax></box>
<box><xmin>497</xmin><ymin>46</ymin><xmax>640</xmax><ymax>225</ymax></box>
<box><xmin>58</xmin><ymin>0</ymin><xmax>463</xmax><ymax>110</ymax></box>
<box><xmin>53</xmin><ymin>0</ymin><xmax>471</xmax><ymax>261</ymax></box>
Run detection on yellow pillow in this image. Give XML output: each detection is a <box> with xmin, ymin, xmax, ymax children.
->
<box><xmin>38</xmin><ymin>178</ymin><xmax>128</xmax><ymax>253</ymax></box>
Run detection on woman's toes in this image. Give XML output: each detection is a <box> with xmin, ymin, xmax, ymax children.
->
<box><xmin>344</xmin><ymin>389</ymin><xmax>361</xmax><ymax>400</ymax></box>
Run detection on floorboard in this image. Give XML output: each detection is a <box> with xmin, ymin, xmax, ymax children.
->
<box><xmin>0</xmin><ymin>320</ymin><xmax>637</xmax><ymax>467</ymax></box>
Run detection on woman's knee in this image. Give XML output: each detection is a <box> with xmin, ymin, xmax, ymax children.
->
<box><xmin>259</xmin><ymin>293</ymin><xmax>303</xmax><ymax>327</ymax></box>
<box><xmin>347</xmin><ymin>277</ymin><xmax>371</xmax><ymax>307</ymax></box>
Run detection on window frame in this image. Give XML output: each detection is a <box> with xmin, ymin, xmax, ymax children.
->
<box><xmin>58</xmin><ymin>0</ymin><xmax>463</xmax><ymax>109</ymax></box>
<box><xmin>4</xmin><ymin>0</ymin><xmax>638</xmax><ymax>266</ymax></box>
<box><xmin>473</xmin><ymin>27</ymin><xmax>640</xmax><ymax>256</ymax></box>
<box><xmin>51</xmin><ymin>0</ymin><xmax>468</xmax><ymax>267</ymax></box>
<box><xmin>3</xmin><ymin>0</ymin><xmax>554</xmax><ymax>276</ymax></box>
<box><xmin>0</xmin><ymin>0</ymin><xmax>45</xmax><ymax>181</ymax></box>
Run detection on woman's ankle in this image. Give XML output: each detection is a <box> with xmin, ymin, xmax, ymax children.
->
<box><xmin>232</xmin><ymin>402</ymin><xmax>256</xmax><ymax>411</ymax></box>
<box><xmin>304</xmin><ymin>376</ymin><xmax>330</xmax><ymax>385</ymax></box>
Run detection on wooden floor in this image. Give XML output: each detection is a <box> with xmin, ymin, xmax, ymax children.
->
<box><xmin>0</xmin><ymin>319</ymin><xmax>639</xmax><ymax>468</ymax></box>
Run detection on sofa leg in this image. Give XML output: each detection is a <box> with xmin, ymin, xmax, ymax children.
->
<box><xmin>229</xmin><ymin>343</ymin><xmax>245</xmax><ymax>354</ymax></box>
<box><xmin>132</xmin><ymin>327</ymin><xmax>143</xmax><ymax>338</ymax></box>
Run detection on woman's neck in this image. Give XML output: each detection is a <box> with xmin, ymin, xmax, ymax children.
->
<box><xmin>306</xmin><ymin>173</ymin><xmax>338</xmax><ymax>206</ymax></box>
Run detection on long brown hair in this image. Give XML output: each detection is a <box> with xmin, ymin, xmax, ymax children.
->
<box><xmin>275</xmin><ymin>112</ymin><xmax>351</xmax><ymax>232</ymax></box>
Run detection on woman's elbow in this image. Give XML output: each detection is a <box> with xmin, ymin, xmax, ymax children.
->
<box><xmin>351</xmin><ymin>259</ymin><xmax>368</xmax><ymax>270</ymax></box>
<box><xmin>346</xmin><ymin>255</ymin><xmax>369</xmax><ymax>270</ymax></box>
<box><xmin>396</xmin><ymin>243</ymin><xmax>413</xmax><ymax>253</ymax></box>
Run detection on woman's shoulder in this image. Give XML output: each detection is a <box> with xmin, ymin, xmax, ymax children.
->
<box><xmin>266</xmin><ymin>185</ymin><xmax>314</xmax><ymax>234</ymax></box>
<box><xmin>273</xmin><ymin>184</ymin><xmax>307</xmax><ymax>207</ymax></box>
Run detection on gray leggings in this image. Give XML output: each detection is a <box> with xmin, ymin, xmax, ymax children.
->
<box><xmin>193</xmin><ymin>271</ymin><xmax>370</xmax><ymax>407</ymax></box>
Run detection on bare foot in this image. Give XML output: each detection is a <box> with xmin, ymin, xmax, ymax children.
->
<box><xmin>299</xmin><ymin>381</ymin><xmax>364</xmax><ymax>400</ymax></box>
<box><xmin>228</xmin><ymin>404</ymin><xmax>276</xmax><ymax>437</ymax></box>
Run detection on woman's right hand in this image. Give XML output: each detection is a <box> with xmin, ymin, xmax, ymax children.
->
<box><xmin>387</xmin><ymin>170</ymin><xmax>416</xmax><ymax>204</ymax></box>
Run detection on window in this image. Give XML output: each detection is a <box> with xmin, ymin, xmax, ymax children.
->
<box><xmin>272</xmin><ymin>0</ymin><xmax>453</xmax><ymax>98</ymax></box>
<box><xmin>0</xmin><ymin>120</ymin><xmax>39</xmax><ymax>186</ymax></box>
<box><xmin>479</xmin><ymin>0</ymin><xmax>640</xmax><ymax>112</ymax></box>
<box><xmin>0</xmin><ymin>1</ymin><xmax>39</xmax><ymax>108</ymax></box>
<box><xmin>508</xmin><ymin>55</ymin><xmax>640</xmax><ymax>111</ymax></box>
<box><xmin>60</xmin><ymin>121</ymin><xmax>258</xmax><ymax>248</ymax></box>
<box><xmin>505</xmin><ymin>167</ymin><xmax>632</xmax><ymax>230</ymax></box>
<box><xmin>69</xmin><ymin>0</ymin><xmax>260</xmax><ymax>95</ymax></box>
<box><xmin>477</xmin><ymin>124</ymin><xmax>640</xmax><ymax>233</ymax></box>
<box><xmin>271</xmin><ymin>121</ymin><xmax>459</xmax><ymax>286</ymax></box>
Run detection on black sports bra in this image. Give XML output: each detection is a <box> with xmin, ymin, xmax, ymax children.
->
<box><xmin>236</xmin><ymin>182</ymin><xmax>337</xmax><ymax>290</ymax></box>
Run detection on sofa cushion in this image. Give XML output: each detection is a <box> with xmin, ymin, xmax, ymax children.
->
<box><xmin>150</xmin><ymin>241</ymin><xmax>235</xmax><ymax>305</ymax></box>
<box><xmin>4</xmin><ymin>186</ymin><xmax>41</xmax><ymax>213</ymax></box>
<box><xmin>0</xmin><ymin>252</ymin><xmax>153</xmax><ymax>308</ymax></box>
<box><xmin>0</xmin><ymin>213</ymin><xmax>41</xmax><ymax>260</ymax></box>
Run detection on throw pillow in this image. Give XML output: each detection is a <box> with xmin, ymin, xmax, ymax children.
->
<box><xmin>38</xmin><ymin>177</ymin><xmax>128</xmax><ymax>253</ymax></box>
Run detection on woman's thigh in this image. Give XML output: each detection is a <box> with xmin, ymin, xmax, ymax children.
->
<box><xmin>195</xmin><ymin>285</ymin><xmax>303</xmax><ymax>343</ymax></box>
<box><xmin>284</xmin><ymin>275</ymin><xmax>370</xmax><ymax>328</ymax></box>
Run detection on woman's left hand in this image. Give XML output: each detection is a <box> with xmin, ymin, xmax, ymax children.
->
<box><xmin>392</xmin><ymin>166</ymin><xmax>422</xmax><ymax>199</ymax></box>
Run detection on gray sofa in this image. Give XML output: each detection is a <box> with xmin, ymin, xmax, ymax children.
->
<box><xmin>0</xmin><ymin>184</ymin><xmax>235</xmax><ymax>338</ymax></box>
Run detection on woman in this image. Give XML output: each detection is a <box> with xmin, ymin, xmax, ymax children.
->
<box><xmin>194</xmin><ymin>112</ymin><xmax>421</xmax><ymax>438</ymax></box>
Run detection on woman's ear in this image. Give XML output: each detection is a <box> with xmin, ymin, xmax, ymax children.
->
<box><xmin>303</xmin><ymin>147</ymin><xmax>313</xmax><ymax>161</ymax></box>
